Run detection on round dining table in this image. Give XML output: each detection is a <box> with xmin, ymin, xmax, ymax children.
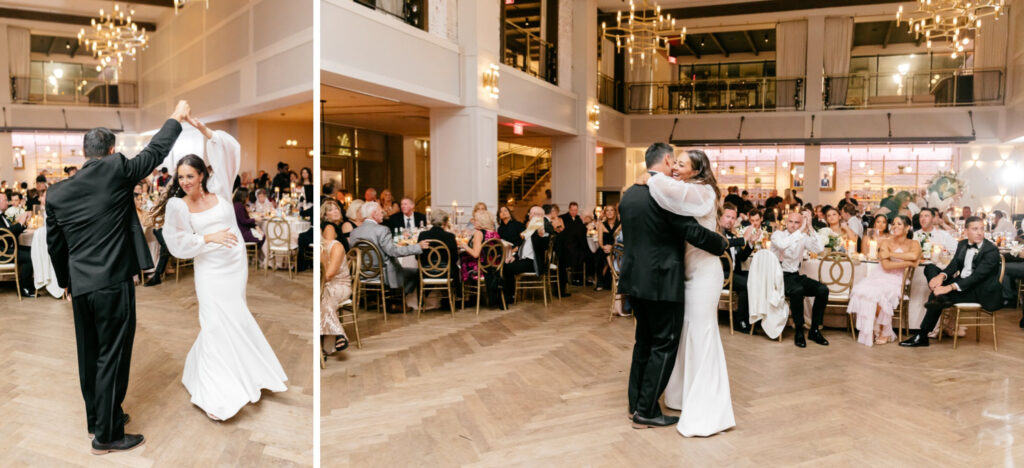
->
<box><xmin>258</xmin><ymin>216</ymin><xmax>311</xmax><ymax>269</ymax></box>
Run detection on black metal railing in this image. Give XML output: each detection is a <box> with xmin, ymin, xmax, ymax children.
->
<box><xmin>498</xmin><ymin>150</ymin><xmax>551</xmax><ymax>203</ymax></box>
<box><xmin>597</xmin><ymin>72</ymin><xmax>622</xmax><ymax>111</ymax></box>
<box><xmin>623</xmin><ymin>76</ymin><xmax>804</xmax><ymax>114</ymax></box>
<box><xmin>353</xmin><ymin>0</ymin><xmax>425</xmax><ymax>31</ymax></box>
<box><xmin>823</xmin><ymin>67</ymin><xmax>1005</xmax><ymax>109</ymax></box>
<box><xmin>10</xmin><ymin>75</ymin><xmax>137</xmax><ymax>107</ymax></box>
<box><xmin>501</xmin><ymin>20</ymin><xmax>557</xmax><ymax>85</ymax></box>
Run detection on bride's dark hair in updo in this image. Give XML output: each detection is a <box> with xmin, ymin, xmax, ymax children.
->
<box><xmin>681</xmin><ymin>149</ymin><xmax>723</xmax><ymax>218</ymax></box>
<box><xmin>147</xmin><ymin>154</ymin><xmax>210</xmax><ymax>227</ymax></box>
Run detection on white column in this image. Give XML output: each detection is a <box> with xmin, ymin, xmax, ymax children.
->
<box><xmin>0</xmin><ymin>133</ymin><xmax>11</xmax><ymax>185</ymax></box>
<box><xmin>602</xmin><ymin>147</ymin><xmax>627</xmax><ymax>190</ymax></box>
<box><xmin>0</xmin><ymin>23</ymin><xmax>10</xmax><ymax>185</ymax></box>
<box><xmin>0</xmin><ymin>24</ymin><xmax>10</xmax><ymax>105</ymax></box>
<box><xmin>551</xmin><ymin>0</ymin><xmax>598</xmax><ymax>209</ymax></box>
<box><xmin>429</xmin><ymin>106</ymin><xmax>498</xmax><ymax>214</ymax></box>
<box><xmin>804</xmin><ymin>15</ymin><xmax>825</xmax><ymax>112</ymax></box>
<box><xmin>802</xmin><ymin>145</ymin><xmax>821</xmax><ymax>204</ymax></box>
<box><xmin>401</xmin><ymin>136</ymin><xmax>418</xmax><ymax>201</ymax></box>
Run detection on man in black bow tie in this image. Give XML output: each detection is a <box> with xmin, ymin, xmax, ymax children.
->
<box><xmin>900</xmin><ymin>216</ymin><xmax>1002</xmax><ymax>347</ymax></box>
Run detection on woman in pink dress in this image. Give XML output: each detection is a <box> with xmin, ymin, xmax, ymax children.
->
<box><xmin>847</xmin><ymin>215</ymin><xmax>921</xmax><ymax>346</ymax></box>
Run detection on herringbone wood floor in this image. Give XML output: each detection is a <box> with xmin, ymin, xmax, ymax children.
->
<box><xmin>324</xmin><ymin>287</ymin><xmax>1024</xmax><ymax>467</ymax></box>
<box><xmin>0</xmin><ymin>269</ymin><xmax>313</xmax><ymax>467</ymax></box>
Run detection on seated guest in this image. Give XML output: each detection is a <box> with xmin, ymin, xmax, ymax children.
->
<box><xmin>824</xmin><ymin>205</ymin><xmax>857</xmax><ymax>243</ymax></box>
<box><xmin>321</xmin><ymin>198</ymin><xmax>344</xmax><ymax>243</ymax></box>
<box><xmin>379</xmin><ymin>189</ymin><xmax>399</xmax><ymax>217</ymax></box>
<box><xmin>901</xmin><ymin>216</ymin><xmax>1003</xmax><ymax>347</ymax></box>
<box><xmin>721</xmin><ymin>202</ymin><xmax>754</xmax><ymax>333</ymax></box>
<box><xmin>251</xmin><ymin>188</ymin><xmax>275</xmax><ymax>214</ymax></box>
<box><xmin>993</xmin><ymin>210</ymin><xmax>1014</xmax><ymax>234</ymax></box>
<box><xmin>497</xmin><ymin>205</ymin><xmax>525</xmax><ymax>248</ymax></box>
<box><xmin>348</xmin><ymin>201</ymin><xmax>428</xmax><ymax>306</ymax></box>
<box><xmin>460</xmin><ymin>210</ymin><xmax>501</xmax><ymax>307</ymax></box>
<box><xmin>9</xmin><ymin>192</ymin><xmax>24</xmax><ymax>209</ymax></box>
<box><xmin>417</xmin><ymin>209</ymin><xmax>461</xmax><ymax>296</ymax></box>
<box><xmin>339</xmin><ymin>199</ymin><xmax>365</xmax><ymax>250</ymax></box>
<box><xmin>840</xmin><ymin>203</ymin><xmax>863</xmax><ymax>239</ymax></box>
<box><xmin>913</xmin><ymin>208</ymin><xmax>957</xmax><ymax>254</ymax></box>
<box><xmin>503</xmin><ymin>206</ymin><xmax>550</xmax><ymax>305</ymax></box>
<box><xmin>744</xmin><ymin>209</ymin><xmax>770</xmax><ymax>237</ymax></box>
<box><xmin>559</xmin><ymin>202</ymin><xmax>589</xmax><ymax>286</ymax></box>
<box><xmin>232</xmin><ymin>188</ymin><xmax>264</xmax><ymax>249</ymax></box>
<box><xmin>847</xmin><ymin>215</ymin><xmax>920</xmax><ymax>346</ymax></box>
<box><xmin>770</xmin><ymin>211</ymin><xmax>829</xmax><ymax>348</ymax></box>
<box><xmin>862</xmin><ymin>214</ymin><xmax>890</xmax><ymax>256</ymax></box>
<box><xmin>811</xmin><ymin>205</ymin><xmax>828</xmax><ymax>230</ymax></box>
<box><xmin>0</xmin><ymin>193</ymin><xmax>34</xmax><ymax>297</ymax></box>
<box><xmin>595</xmin><ymin>204</ymin><xmax>621</xmax><ymax>291</ymax></box>
<box><xmin>321</xmin><ymin>225</ymin><xmax>352</xmax><ymax>355</ymax></box>
<box><xmin>364</xmin><ymin>187</ymin><xmax>377</xmax><ymax>202</ymax></box>
<box><xmin>386</xmin><ymin>197</ymin><xmax>426</xmax><ymax>231</ymax></box>
<box><xmin>543</xmin><ymin>204</ymin><xmax>559</xmax><ymax>233</ymax></box>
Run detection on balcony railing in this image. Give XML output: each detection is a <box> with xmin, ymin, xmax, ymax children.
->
<box><xmin>11</xmin><ymin>76</ymin><xmax>138</xmax><ymax>107</ymax></box>
<box><xmin>597</xmin><ymin>72</ymin><xmax>622</xmax><ymax>111</ymax></box>
<box><xmin>824</xmin><ymin>67</ymin><xmax>1004</xmax><ymax>109</ymax></box>
<box><xmin>353</xmin><ymin>0</ymin><xmax>425</xmax><ymax>31</ymax></box>
<box><xmin>623</xmin><ymin>76</ymin><xmax>805</xmax><ymax>114</ymax></box>
<box><xmin>501</xmin><ymin>20</ymin><xmax>557</xmax><ymax>85</ymax></box>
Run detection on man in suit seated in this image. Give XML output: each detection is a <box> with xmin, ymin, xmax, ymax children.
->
<box><xmin>901</xmin><ymin>216</ymin><xmax>1003</xmax><ymax>347</ymax></box>
<box><xmin>0</xmin><ymin>193</ymin><xmax>34</xmax><ymax>297</ymax></box>
<box><xmin>720</xmin><ymin>202</ymin><xmax>754</xmax><ymax>333</ymax></box>
<box><xmin>416</xmin><ymin>209</ymin><xmax>461</xmax><ymax>302</ymax></box>
<box><xmin>503</xmin><ymin>205</ymin><xmax>550</xmax><ymax>306</ymax></box>
<box><xmin>387</xmin><ymin>197</ymin><xmax>426</xmax><ymax>231</ymax></box>
<box><xmin>349</xmin><ymin>201</ymin><xmax>429</xmax><ymax>310</ymax></box>
<box><xmin>770</xmin><ymin>210</ymin><xmax>830</xmax><ymax>348</ymax></box>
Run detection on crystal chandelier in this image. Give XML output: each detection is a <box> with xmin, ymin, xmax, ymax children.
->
<box><xmin>896</xmin><ymin>0</ymin><xmax>1005</xmax><ymax>58</ymax></box>
<box><xmin>174</xmin><ymin>0</ymin><xmax>210</xmax><ymax>14</ymax></box>
<box><xmin>77</xmin><ymin>3</ymin><xmax>148</xmax><ymax>71</ymax></box>
<box><xmin>601</xmin><ymin>0</ymin><xmax>686</xmax><ymax>67</ymax></box>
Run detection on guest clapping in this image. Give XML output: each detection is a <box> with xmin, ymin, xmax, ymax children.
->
<box><xmin>252</xmin><ymin>188</ymin><xmax>275</xmax><ymax>214</ymax></box>
<box><xmin>770</xmin><ymin>211</ymin><xmax>829</xmax><ymax>348</ymax></box>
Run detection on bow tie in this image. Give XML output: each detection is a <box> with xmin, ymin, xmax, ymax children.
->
<box><xmin>968</xmin><ymin>243</ymin><xmax>980</xmax><ymax>250</ymax></box>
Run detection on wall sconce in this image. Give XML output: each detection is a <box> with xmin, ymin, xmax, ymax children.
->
<box><xmin>588</xmin><ymin>104</ymin><xmax>600</xmax><ymax>129</ymax></box>
<box><xmin>285</xmin><ymin>139</ymin><xmax>298</xmax><ymax>147</ymax></box>
<box><xmin>483</xmin><ymin>64</ymin><xmax>500</xmax><ymax>99</ymax></box>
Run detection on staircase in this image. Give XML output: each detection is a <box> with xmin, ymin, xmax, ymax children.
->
<box><xmin>497</xmin><ymin>148</ymin><xmax>551</xmax><ymax>213</ymax></box>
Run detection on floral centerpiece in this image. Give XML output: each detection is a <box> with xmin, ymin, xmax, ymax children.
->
<box><xmin>816</xmin><ymin>227</ymin><xmax>842</xmax><ymax>251</ymax></box>
<box><xmin>4</xmin><ymin>206</ymin><xmax>25</xmax><ymax>225</ymax></box>
<box><xmin>912</xmin><ymin>230</ymin><xmax>933</xmax><ymax>256</ymax></box>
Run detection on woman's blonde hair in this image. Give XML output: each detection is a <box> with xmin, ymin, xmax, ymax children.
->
<box><xmin>473</xmin><ymin>209</ymin><xmax>496</xmax><ymax>231</ymax></box>
<box><xmin>346</xmin><ymin>199</ymin><xmax>365</xmax><ymax>221</ymax></box>
<box><xmin>321</xmin><ymin>199</ymin><xmax>342</xmax><ymax>225</ymax></box>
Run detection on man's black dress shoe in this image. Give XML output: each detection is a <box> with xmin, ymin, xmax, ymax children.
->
<box><xmin>89</xmin><ymin>414</ymin><xmax>131</xmax><ymax>439</ymax></box>
<box><xmin>733</xmin><ymin>321</ymin><xmax>751</xmax><ymax>334</ymax></box>
<box><xmin>631</xmin><ymin>413</ymin><xmax>679</xmax><ymax>429</ymax></box>
<box><xmin>794</xmin><ymin>331</ymin><xmax>806</xmax><ymax>348</ymax></box>
<box><xmin>143</xmin><ymin>276</ymin><xmax>162</xmax><ymax>287</ymax></box>
<box><xmin>899</xmin><ymin>334</ymin><xmax>929</xmax><ymax>347</ymax></box>
<box><xmin>20</xmin><ymin>287</ymin><xmax>36</xmax><ymax>298</ymax></box>
<box><xmin>808</xmin><ymin>329</ymin><xmax>829</xmax><ymax>346</ymax></box>
<box><xmin>558</xmin><ymin>292</ymin><xmax>571</xmax><ymax>298</ymax></box>
<box><xmin>91</xmin><ymin>433</ymin><xmax>144</xmax><ymax>455</ymax></box>
<box><xmin>1019</xmin><ymin>315</ymin><xmax>1024</xmax><ymax>329</ymax></box>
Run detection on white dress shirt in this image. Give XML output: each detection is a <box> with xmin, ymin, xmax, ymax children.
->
<box><xmin>770</xmin><ymin>229</ymin><xmax>824</xmax><ymax>273</ymax></box>
<box><xmin>915</xmin><ymin>227</ymin><xmax>958</xmax><ymax>253</ymax></box>
<box><xmin>846</xmin><ymin>216</ymin><xmax>863</xmax><ymax>238</ymax></box>
<box><xmin>402</xmin><ymin>214</ymin><xmax>415</xmax><ymax>229</ymax></box>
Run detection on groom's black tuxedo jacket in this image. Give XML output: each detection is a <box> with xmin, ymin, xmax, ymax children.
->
<box><xmin>46</xmin><ymin>119</ymin><xmax>182</xmax><ymax>296</ymax></box>
<box><xmin>938</xmin><ymin>238</ymin><xmax>1003</xmax><ymax>311</ymax></box>
<box><xmin>617</xmin><ymin>179</ymin><xmax>727</xmax><ymax>303</ymax></box>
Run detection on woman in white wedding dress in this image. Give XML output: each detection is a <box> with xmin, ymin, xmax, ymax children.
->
<box><xmin>153</xmin><ymin>117</ymin><xmax>288</xmax><ymax>421</ymax></box>
<box><xmin>646</xmin><ymin>149</ymin><xmax>735</xmax><ymax>437</ymax></box>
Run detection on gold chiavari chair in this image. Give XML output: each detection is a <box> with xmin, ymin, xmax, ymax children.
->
<box><xmin>339</xmin><ymin>248</ymin><xmax>361</xmax><ymax>349</ymax></box>
<box><xmin>817</xmin><ymin>251</ymin><xmax>856</xmax><ymax>340</ymax></box>
<box><xmin>351</xmin><ymin>240</ymin><xmax>404</xmax><ymax>321</ymax></box>
<box><xmin>417</xmin><ymin>240</ymin><xmax>457</xmax><ymax>318</ymax></box>
<box><xmin>607</xmin><ymin>242</ymin><xmax>626</xmax><ymax>321</ymax></box>
<box><xmin>174</xmin><ymin>256</ymin><xmax>194</xmax><ymax>284</ymax></box>
<box><xmin>546</xmin><ymin>235</ymin><xmax>562</xmax><ymax>301</ymax></box>
<box><xmin>720</xmin><ymin>253</ymin><xmax>737</xmax><ymax>334</ymax></box>
<box><xmin>0</xmin><ymin>229</ymin><xmax>21</xmax><ymax>301</ymax></box>
<box><xmin>514</xmin><ymin>240</ymin><xmax>548</xmax><ymax>308</ymax></box>
<box><xmin>265</xmin><ymin>218</ymin><xmax>297</xmax><ymax>278</ymax></box>
<box><xmin>464</xmin><ymin>238</ymin><xmax>507</xmax><ymax>314</ymax></box>
<box><xmin>891</xmin><ymin>266</ymin><xmax>916</xmax><ymax>342</ymax></box>
<box><xmin>244</xmin><ymin>242</ymin><xmax>259</xmax><ymax>272</ymax></box>
<box><xmin>940</xmin><ymin>255</ymin><xmax>1004</xmax><ymax>351</ymax></box>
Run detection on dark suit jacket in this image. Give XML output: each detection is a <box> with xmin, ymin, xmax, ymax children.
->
<box><xmin>939</xmin><ymin>238</ymin><xmax>1003</xmax><ymax>311</ymax></box>
<box><xmin>724</xmin><ymin>194</ymin><xmax>744</xmax><ymax>208</ymax></box>
<box><xmin>723</xmin><ymin>232</ymin><xmax>752</xmax><ymax>276</ymax></box>
<box><xmin>46</xmin><ymin>119</ymin><xmax>182</xmax><ymax>296</ymax></box>
<box><xmin>617</xmin><ymin>181</ymin><xmax>727</xmax><ymax>303</ymax></box>
<box><xmin>498</xmin><ymin>219</ymin><xmax>525</xmax><ymax>247</ymax></box>
<box><xmin>417</xmin><ymin>226</ymin><xmax>459</xmax><ymax>276</ymax></box>
<box><xmin>386</xmin><ymin>211</ymin><xmax>426</xmax><ymax>231</ymax></box>
<box><xmin>518</xmin><ymin>230</ymin><xmax>550</xmax><ymax>275</ymax></box>
<box><xmin>0</xmin><ymin>215</ymin><xmax>25</xmax><ymax>238</ymax></box>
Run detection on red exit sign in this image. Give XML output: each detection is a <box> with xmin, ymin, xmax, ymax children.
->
<box><xmin>506</xmin><ymin>0</ymin><xmax>515</xmax><ymax>4</ymax></box>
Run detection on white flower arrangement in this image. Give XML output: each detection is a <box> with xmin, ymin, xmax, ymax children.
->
<box><xmin>4</xmin><ymin>206</ymin><xmax>25</xmax><ymax>225</ymax></box>
<box><xmin>816</xmin><ymin>227</ymin><xmax>841</xmax><ymax>250</ymax></box>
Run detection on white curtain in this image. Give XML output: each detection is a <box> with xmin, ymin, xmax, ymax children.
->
<box><xmin>7</xmin><ymin>26</ymin><xmax>31</xmax><ymax>102</ymax></box>
<box><xmin>823</xmin><ymin>17</ymin><xmax>853</xmax><ymax>108</ymax></box>
<box><xmin>972</xmin><ymin>11</ymin><xmax>1008</xmax><ymax>104</ymax></box>
<box><xmin>775</xmin><ymin>20</ymin><xmax>807</xmax><ymax>109</ymax></box>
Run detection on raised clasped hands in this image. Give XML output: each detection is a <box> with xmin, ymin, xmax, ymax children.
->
<box><xmin>170</xmin><ymin>100</ymin><xmax>191</xmax><ymax>123</ymax></box>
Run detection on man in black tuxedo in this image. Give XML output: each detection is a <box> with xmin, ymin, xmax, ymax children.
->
<box><xmin>723</xmin><ymin>186</ymin><xmax>744</xmax><ymax>209</ymax></box>
<box><xmin>558</xmin><ymin>202</ymin><xmax>588</xmax><ymax>285</ymax></box>
<box><xmin>503</xmin><ymin>205</ymin><xmax>551</xmax><ymax>306</ymax></box>
<box><xmin>720</xmin><ymin>202</ymin><xmax>754</xmax><ymax>333</ymax></box>
<box><xmin>387</xmin><ymin>197</ymin><xmax>426</xmax><ymax>231</ymax></box>
<box><xmin>619</xmin><ymin>143</ymin><xmax>727</xmax><ymax>429</ymax></box>
<box><xmin>0</xmin><ymin>193</ymin><xmax>34</xmax><ymax>297</ymax></box>
<box><xmin>417</xmin><ymin>209</ymin><xmax>462</xmax><ymax>299</ymax></box>
<box><xmin>900</xmin><ymin>216</ymin><xmax>1003</xmax><ymax>347</ymax></box>
<box><xmin>46</xmin><ymin>100</ymin><xmax>189</xmax><ymax>454</ymax></box>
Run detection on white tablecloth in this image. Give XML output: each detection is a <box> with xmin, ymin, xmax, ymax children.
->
<box><xmin>27</xmin><ymin>226</ymin><xmax>63</xmax><ymax>298</ymax></box>
<box><xmin>19</xmin><ymin>229</ymin><xmax>34</xmax><ymax>246</ymax></box>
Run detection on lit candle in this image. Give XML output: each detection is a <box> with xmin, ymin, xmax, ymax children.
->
<box><xmin>932</xmin><ymin>244</ymin><xmax>941</xmax><ymax>257</ymax></box>
<box><xmin>765</xmin><ymin>240</ymin><xmax>772</xmax><ymax>250</ymax></box>
<box><xmin>868</xmin><ymin>239</ymin><xmax>878</xmax><ymax>259</ymax></box>
<box><xmin>426</xmin><ymin>206</ymin><xmax>432</xmax><ymax>217</ymax></box>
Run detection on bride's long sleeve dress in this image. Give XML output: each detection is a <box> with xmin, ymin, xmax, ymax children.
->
<box><xmin>647</xmin><ymin>173</ymin><xmax>735</xmax><ymax>437</ymax></box>
<box><xmin>163</xmin><ymin>130</ymin><xmax>288</xmax><ymax>420</ymax></box>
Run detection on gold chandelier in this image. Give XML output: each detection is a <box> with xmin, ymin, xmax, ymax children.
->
<box><xmin>897</xmin><ymin>0</ymin><xmax>1005</xmax><ymax>58</ymax></box>
<box><xmin>601</xmin><ymin>0</ymin><xmax>686</xmax><ymax>67</ymax></box>
<box><xmin>77</xmin><ymin>3</ymin><xmax>148</xmax><ymax>71</ymax></box>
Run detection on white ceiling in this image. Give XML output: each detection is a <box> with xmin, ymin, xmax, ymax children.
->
<box><xmin>0</xmin><ymin>0</ymin><xmax>169</xmax><ymax>24</ymax></box>
<box><xmin>321</xmin><ymin>85</ymin><xmax>431</xmax><ymax>137</ymax></box>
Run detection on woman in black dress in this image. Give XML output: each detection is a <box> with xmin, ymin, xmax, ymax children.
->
<box><xmin>496</xmin><ymin>206</ymin><xmax>525</xmax><ymax>248</ymax></box>
<box><xmin>595</xmin><ymin>204</ymin><xmax>621</xmax><ymax>291</ymax></box>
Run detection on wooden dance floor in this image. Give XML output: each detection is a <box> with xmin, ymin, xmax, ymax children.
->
<box><xmin>323</xmin><ymin>288</ymin><xmax>1024</xmax><ymax>466</ymax></box>
<box><xmin>0</xmin><ymin>270</ymin><xmax>313</xmax><ymax>467</ymax></box>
